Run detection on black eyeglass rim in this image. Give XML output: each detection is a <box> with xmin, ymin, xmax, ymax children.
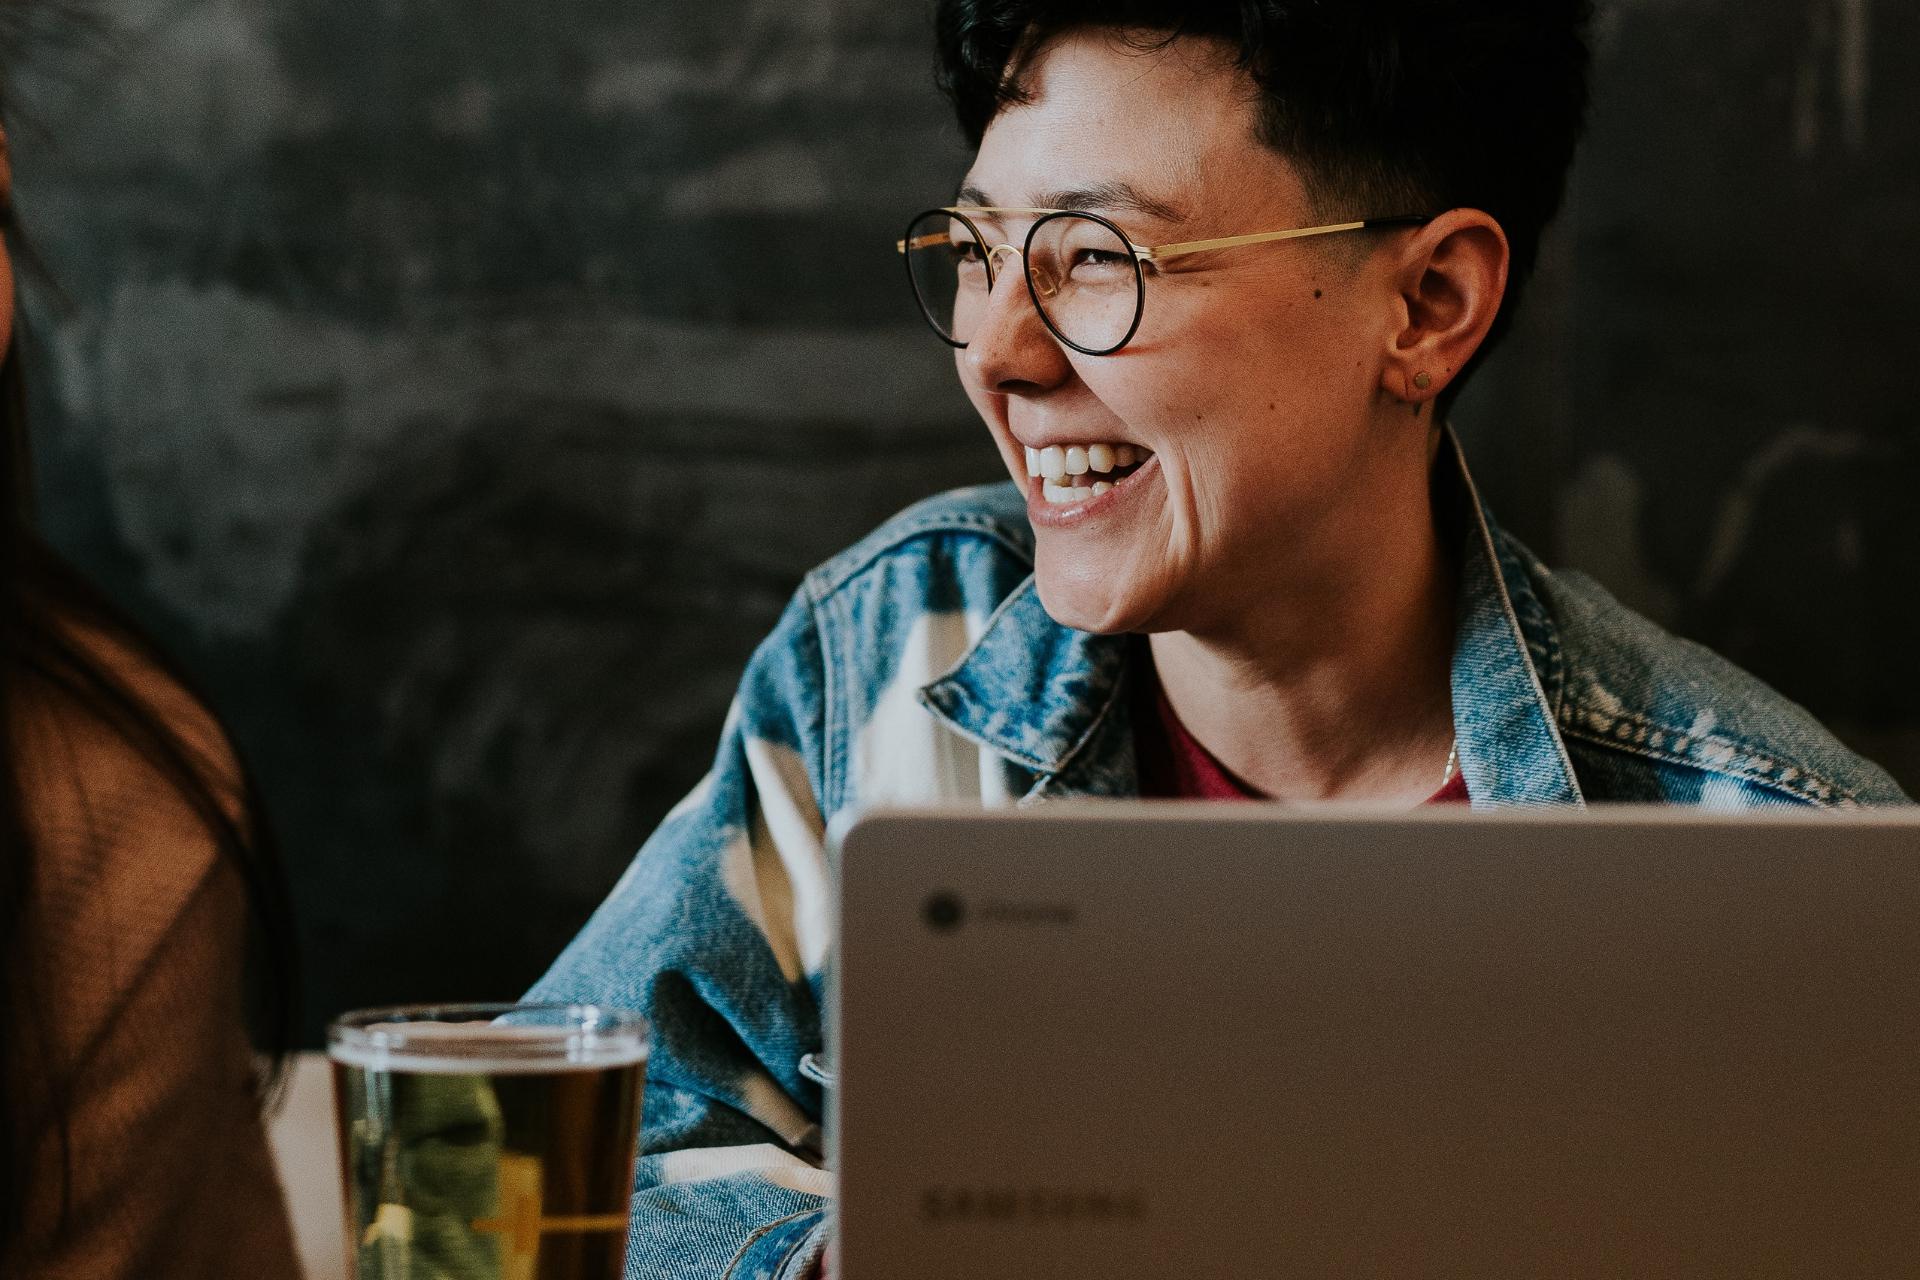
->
<box><xmin>901</xmin><ymin>207</ymin><xmax>973</xmax><ymax>351</ymax></box>
<box><xmin>901</xmin><ymin>206</ymin><xmax>1147</xmax><ymax>356</ymax></box>
<box><xmin>901</xmin><ymin>207</ymin><xmax>1440</xmax><ymax>357</ymax></box>
<box><xmin>1023</xmin><ymin>208</ymin><xmax>1147</xmax><ymax>357</ymax></box>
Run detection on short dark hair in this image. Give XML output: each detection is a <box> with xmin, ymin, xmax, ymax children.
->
<box><xmin>934</xmin><ymin>0</ymin><xmax>1594</xmax><ymax>410</ymax></box>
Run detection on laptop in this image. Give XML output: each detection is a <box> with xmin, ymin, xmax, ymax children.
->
<box><xmin>829</xmin><ymin>805</ymin><xmax>1920</xmax><ymax>1277</ymax></box>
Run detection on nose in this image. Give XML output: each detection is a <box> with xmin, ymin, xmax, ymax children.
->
<box><xmin>962</xmin><ymin>246</ymin><xmax>1074</xmax><ymax>396</ymax></box>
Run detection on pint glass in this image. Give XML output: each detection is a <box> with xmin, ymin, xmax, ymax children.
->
<box><xmin>329</xmin><ymin>1003</ymin><xmax>648</xmax><ymax>1280</ymax></box>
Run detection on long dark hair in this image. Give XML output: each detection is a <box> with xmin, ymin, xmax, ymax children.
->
<box><xmin>0</xmin><ymin>193</ymin><xmax>299</xmax><ymax>1258</ymax></box>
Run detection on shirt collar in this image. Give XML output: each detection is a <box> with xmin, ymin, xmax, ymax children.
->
<box><xmin>918</xmin><ymin>429</ymin><xmax>1585</xmax><ymax>806</ymax></box>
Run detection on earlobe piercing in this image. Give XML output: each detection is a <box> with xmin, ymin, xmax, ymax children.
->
<box><xmin>1414</xmin><ymin>371</ymin><xmax>1432</xmax><ymax>391</ymax></box>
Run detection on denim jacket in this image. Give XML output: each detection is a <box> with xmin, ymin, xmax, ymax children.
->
<box><xmin>527</xmin><ymin>433</ymin><xmax>1908</xmax><ymax>1279</ymax></box>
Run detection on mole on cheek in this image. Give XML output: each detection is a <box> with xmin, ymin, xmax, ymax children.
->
<box><xmin>1313</xmin><ymin>289</ymin><xmax>1323</xmax><ymax>299</ymax></box>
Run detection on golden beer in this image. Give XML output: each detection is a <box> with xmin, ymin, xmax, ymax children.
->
<box><xmin>329</xmin><ymin>1004</ymin><xmax>648</xmax><ymax>1280</ymax></box>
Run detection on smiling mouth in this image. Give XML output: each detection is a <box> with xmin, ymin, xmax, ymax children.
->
<box><xmin>1024</xmin><ymin>441</ymin><xmax>1155</xmax><ymax>505</ymax></box>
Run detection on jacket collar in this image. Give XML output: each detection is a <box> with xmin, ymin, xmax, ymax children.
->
<box><xmin>917</xmin><ymin>576</ymin><xmax>1132</xmax><ymax>780</ymax></box>
<box><xmin>919</xmin><ymin>429</ymin><xmax>1585</xmax><ymax>806</ymax></box>
<box><xmin>1442</xmin><ymin>431</ymin><xmax>1586</xmax><ymax>806</ymax></box>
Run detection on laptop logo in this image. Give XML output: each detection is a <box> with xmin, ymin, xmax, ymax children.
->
<box><xmin>922</xmin><ymin>892</ymin><xmax>1077</xmax><ymax>933</ymax></box>
<box><xmin>923</xmin><ymin>891</ymin><xmax>966</xmax><ymax>932</ymax></box>
<box><xmin>921</xmin><ymin>1187</ymin><xmax>1146</xmax><ymax>1224</ymax></box>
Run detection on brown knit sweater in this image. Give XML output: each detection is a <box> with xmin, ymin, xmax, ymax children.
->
<box><xmin>6</xmin><ymin>626</ymin><xmax>299</xmax><ymax>1278</ymax></box>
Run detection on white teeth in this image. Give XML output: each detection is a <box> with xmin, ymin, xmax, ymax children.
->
<box><xmin>1027</xmin><ymin>441</ymin><xmax>1153</xmax><ymax>490</ymax></box>
<box><xmin>1041</xmin><ymin>479</ymin><xmax>1118</xmax><ymax>505</ymax></box>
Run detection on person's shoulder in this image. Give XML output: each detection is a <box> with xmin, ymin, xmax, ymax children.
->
<box><xmin>1518</xmin><ymin>546</ymin><xmax>1909</xmax><ymax>807</ymax></box>
<box><xmin>12</xmin><ymin>616</ymin><xmax>247</xmax><ymax>1047</ymax></box>
<box><xmin>14</xmin><ymin>615</ymin><xmax>241</xmax><ymax>822</ymax></box>
<box><xmin>801</xmin><ymin>481</ymin><xmax>1034</xmax><ymax>604</ymax></box>
<box><xmin>6</xmin><ymin>621</ymin><xmax>290</xmax><ymax>1275</ymax></box>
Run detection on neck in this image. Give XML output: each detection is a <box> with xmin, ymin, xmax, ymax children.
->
<box><xmin>1147</xmin><ymin>454</ymin><xmax>1458</xmax><ymax>803</ymax></box>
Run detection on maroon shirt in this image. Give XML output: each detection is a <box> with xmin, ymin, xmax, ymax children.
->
<box><xmin>1134</xmin><ymin>660</ymin><xmax>1471</xmax><ymax>804</ymax></box>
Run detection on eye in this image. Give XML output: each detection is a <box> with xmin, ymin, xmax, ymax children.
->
<box><xmin>947</xmin><ymin>239</ymin><xmax>987</xmax><ymax>265</ymax></box>
<box><xmin>1064</xmin><ymin>246</ymin><xmax>1136</xmax><ymax>284</ymax></box>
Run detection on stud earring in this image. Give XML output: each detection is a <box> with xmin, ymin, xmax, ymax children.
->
<box><xmin>1413</xmin><ymin>371</ymin><xmax>1432</xmax><ymax>391</ymax></box>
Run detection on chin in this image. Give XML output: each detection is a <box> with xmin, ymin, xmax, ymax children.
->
<box><xmin>1032</xmin><ymin>565</ymin><xmax>1154</xmax><ymax>636</ymax></box>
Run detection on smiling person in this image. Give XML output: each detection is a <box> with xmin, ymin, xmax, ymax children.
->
<box><xmin>532</xmin><ymin>3</ymin><xmax>1907</xmax><ymax>1277</ymax></box>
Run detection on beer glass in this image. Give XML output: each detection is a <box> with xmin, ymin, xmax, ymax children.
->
<box><xmin>329</xmin><ymin>1003</ymin><xmax>648</xmax><ymax>1280</ymax></box>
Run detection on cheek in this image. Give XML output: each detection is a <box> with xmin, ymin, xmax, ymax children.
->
<box><xmin>1154</xmin><ymin>292</ymin><xmax>1373</xmax><ymax>448</ymax></box>
<box><xmin>1083</xmin><ymin>315</ymin><xmax>1362</xmax><ymax>546</ymax></box>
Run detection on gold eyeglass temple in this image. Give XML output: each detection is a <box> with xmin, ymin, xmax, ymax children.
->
<box><xmin>896</xmin><ymin>207</ymin><xmax>1402</xmax><ymax>264</ymax></box>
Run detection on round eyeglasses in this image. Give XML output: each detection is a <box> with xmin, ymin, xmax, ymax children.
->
<box><xmin>898</xmin><ymin>206</ymin><xmax>1436</xmax><ymax>357</ymax></box>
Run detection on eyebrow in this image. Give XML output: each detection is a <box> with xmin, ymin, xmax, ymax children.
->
<box><xmin>954</xmin><ymin>180</ymin><xmax>1187</xmax><ymax>224</ymax></box>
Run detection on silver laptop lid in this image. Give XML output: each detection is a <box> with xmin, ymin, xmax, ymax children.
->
<box><xmin>831</xmin><ymin>805</ymin><xmax>1920</xmax><ymax>1278</ymax></box>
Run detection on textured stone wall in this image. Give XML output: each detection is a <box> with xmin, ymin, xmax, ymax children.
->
<box><xmin>10</xmin><ymin>0</ymin><xmax>1916</xmax><ymax>1037</ymax></box>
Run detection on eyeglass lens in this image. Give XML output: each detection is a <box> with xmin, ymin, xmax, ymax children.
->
<box><xmin>904</xmin><ymin>211</ymin><xmax>1142</xmax><ymax>354</ymax></box>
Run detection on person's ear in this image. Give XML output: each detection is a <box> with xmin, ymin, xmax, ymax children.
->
<box><xmin>1378</xmin><ymin>209</ymin><xmax>1509</xmax><ymax>414</ymax></box>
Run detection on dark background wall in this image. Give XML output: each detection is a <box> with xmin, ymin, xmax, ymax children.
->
<box><xmin>8</xmin><ymin>0</ymin><xmax>1915</xmax><ymax>1041</ymax></box>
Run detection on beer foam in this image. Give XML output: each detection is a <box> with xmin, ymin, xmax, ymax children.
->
<box><xmin>329</xmin><ymin>1022</ymin><xmax>648</xmax><ymax>1075</ymax></box>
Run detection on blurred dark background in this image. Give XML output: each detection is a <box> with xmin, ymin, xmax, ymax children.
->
<box><xmin>7</xmin><ymin>0</ymin><xmax>1916</xmax><ymax>1042</ymax></box>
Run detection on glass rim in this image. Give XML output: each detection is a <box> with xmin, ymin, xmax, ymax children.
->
<box><xmin>1024</xmin><ymin>207</ymin><xmax>1147</xmax><ymax>356</ymax></box>
<box><xmin>327</xmin><ymin>1001</ymin><xmax>648</xmax><ymax>1072</ymax></box>
<box><xmin>902</xmin><ymin>206</ymin><xmax>1146</xmax><ymax>356</ymax></box>
<box><xmin>902</xmin><ymin>207</ymin><xmax>974</xmax><ymax>350</ymax></box>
